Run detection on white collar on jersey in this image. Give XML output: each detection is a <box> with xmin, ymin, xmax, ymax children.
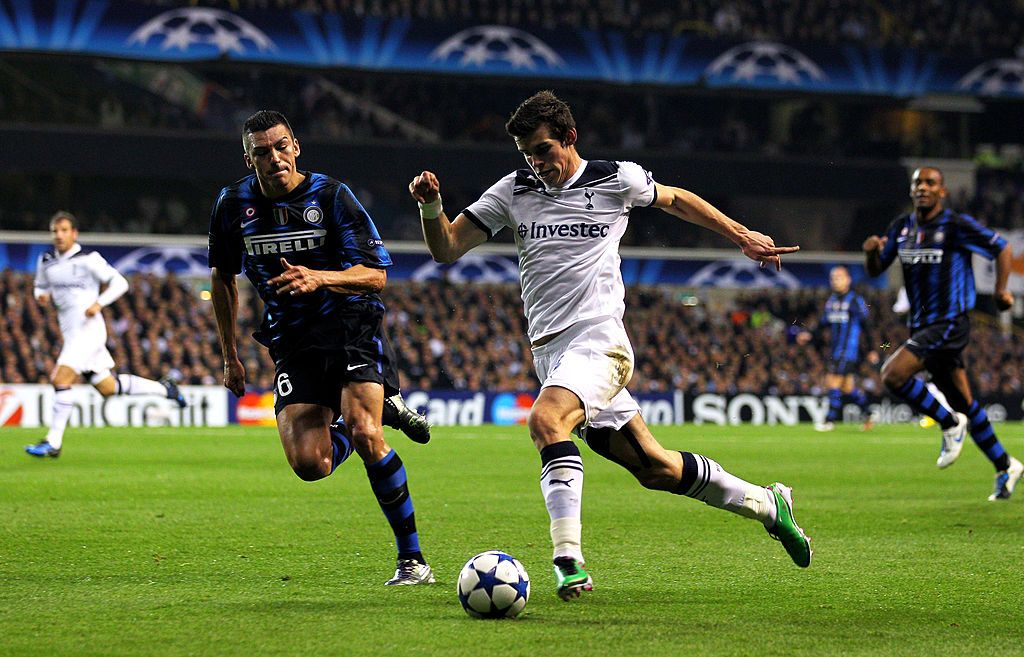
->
<box><xmin>56</xmin><ymin>243</ymin><xmax>82</xmax><ymax>260</ymax></box>
<box><xmin>543</xmin><ymin>159</ymin><xmax>589</xmax><ymax>192</ymax></box>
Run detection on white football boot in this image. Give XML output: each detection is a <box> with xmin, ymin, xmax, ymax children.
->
<box><xmin>936</xmin><ymin>412</ymin><xmax>968</xmax><ymax>469</ymax></box>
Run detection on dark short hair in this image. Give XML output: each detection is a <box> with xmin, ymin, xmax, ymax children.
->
<box><xmin>914</xmin><ymin>166</ymin><xmax>945</xmax><ymax>185</ymax></box>
<box><xmin>49</xmin><ymin>210</ymin><xmax>77</xmax><ymax>230</ymax></box>
<box><xmin>505</xmin><ymin>90</ymin><xmax>576</xmax><ymax>143</ymax></box>
<box><xmin>242</xmin><ymin>110</ymin><xmax>295</xmax><ymax>146</ymax></box>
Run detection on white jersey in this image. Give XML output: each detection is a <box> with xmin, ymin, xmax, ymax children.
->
<box><xmin>463</xmin><ymin>159</ymin><xmax>656</xmax><ymax>342</ymax></box>
<box><xmin>34</xmin><ymin>243</ymin><xmax>120</xmax><ymax>339</ymax></box>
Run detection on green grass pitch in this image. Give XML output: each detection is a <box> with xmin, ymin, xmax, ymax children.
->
<box><xmin>2</xmin><ymin>423</ymin><xmax>1024</xmax><ymax>657</ymax></box>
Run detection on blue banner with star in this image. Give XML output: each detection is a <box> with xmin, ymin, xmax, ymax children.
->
<box><xmin>0</xmin><ymin>236</ymin><xmax>882</xmax><ymax>289</ymax></box>
<box><xmin>0</xmin><ymin>0</ymin><xmax>1022</xmax><ymax>97</ymax></box>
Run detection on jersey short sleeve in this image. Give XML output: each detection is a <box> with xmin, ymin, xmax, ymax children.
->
<box><xmin>462</xmin><ymin>173</ymin><xmax>515</xmax><ymax>239</ymax></box>
<box><xmin>85</xmin><ymin>251</ymin><xmax>119</xmax><ymax>284</ymax></box>
<box><xmin>333</xmin><ymin>183</ymin><xmax>392</xmax><ymax>269</ymax></box>
<box><xmin>616</xmin><ymin>160</ymin><xmax>657</xmax><ymax>209</ymax></box>
<box><xmin>854</xmin><ymin>294</ymin><xmax>870</xmax><ymax>323</ymax></box>
<box><xmin>955</xmin><ymin>213</ymin><xmax>1006</xmax><ymax>260</ymax></box>
<box><xmin>33</xmin><ymin>254</ymin><xmax>49</xmax><ymax>297</ymax></box>
<box><xmin>207</xmin><ymin>189</ymin><xmax>242</xmax><ymax>275</ymax></box>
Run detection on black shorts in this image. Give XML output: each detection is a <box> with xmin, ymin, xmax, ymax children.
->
<box><xmin>905</xmin><ymin>314</ymin><xmax>970</xmax><ymax>372</ymax></box>
<box><xmin>271</xmin><ymin>306</ymin><xmax>401</xmax><ymax>415</ymax></box>
<box><xmin>826</xmin><ymin>357</ymin><xmax>857</xmax><ymax>376</ymax></box>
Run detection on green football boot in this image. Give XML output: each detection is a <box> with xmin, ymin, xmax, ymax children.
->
<box><xmin>766</xmin><ymin>482</ymin><xmax>812</xmax><ymax>568</ymax></box>
<box><xmin>553</xmin><ymin>556</ymin><xmax>593</xmax><ymax>601</ymax></box>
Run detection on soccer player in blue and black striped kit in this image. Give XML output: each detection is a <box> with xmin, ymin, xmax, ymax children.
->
<box><xmin>864</xmin><ymin>166</ymin><xmax>1022</xmax><ymax>501</ymax></box>
<box><xmin>209</xmin><ymin>110</ymin><xmax>434</xmax><ymax>585</ymax></box>
<box><xmin>813</xmin><ymin>265</ymin><xmax>875</xmax><ymax>432</ymax></box>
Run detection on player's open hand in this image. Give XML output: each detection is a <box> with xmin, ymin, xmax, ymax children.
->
<box><xmin>863</xmin><ymin>235</ymin><xmax>887</xmax><ymax>253</ymax></box>
<box><xmin>84</xmin><ymin>302</ymin><xmax>102</xmax><ymax>317</ymax></box>
<box><xmin>270</xmin><ymin>258</ymin><xmax>322</xmax><ymax>296</ymax></box>
<box><xmin>996</xmin><ymin>289</ymin><xmax>1014</xmax><ymax>311</ymax></box>
<box><xmin>36</xmin><ymin>293</ymin><xmax>50</xmax><ymax>306</ymax></box>
<box><xmin>409</xmin><ymin>171</ymin><xmax>440</xmax><ymax>203</ymax></box>
<box><xmin>223</xmin><ymin>357</ymin><xmax>246</xmax><ymax>397</ymax></box>
<box><xmin>740</xmin><ymin>231</ymin><xmax>800</xmax><ymax>271</ymax></box>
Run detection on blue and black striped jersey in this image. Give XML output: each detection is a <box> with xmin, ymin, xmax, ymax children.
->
<box><xmin>822</xmin><ymin>290</ymin><xmax>868</xmax><ymax>362</ymax></box>
<box><xmin>208</xmin><ymin>172</ymin><xmax>392</xmax><ymax>352</ymax></box>
<box><xmin>878</xmin><ymin>208</ymin><xmax>1005</xmax><ymax>330</ymax></box>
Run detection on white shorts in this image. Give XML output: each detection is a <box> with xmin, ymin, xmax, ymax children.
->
<box><xmin>531</xmin><ymin>316</ymin><xmax>640</xmax><ymax>430</ymax></box>
<box><xmin>57</xmin><ymin>329</ymin><xmax>115</xmax><ymax>380</ymax></box>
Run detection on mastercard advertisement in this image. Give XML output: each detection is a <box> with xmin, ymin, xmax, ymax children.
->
<box><xmin>235</xmin><ymin>391</ymin><xmax>277</xmax><ymax>426</ymax></box>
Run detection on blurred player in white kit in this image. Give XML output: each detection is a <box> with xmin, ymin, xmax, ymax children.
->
<box><xmin>24</xmin><ymin>211</ymin><xmax>187</xmax><ymax>458</ymax></box>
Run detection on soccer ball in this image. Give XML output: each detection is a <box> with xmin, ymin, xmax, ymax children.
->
<box><xmin>457</xmin><ymin>551</ymin><xmax>530</xmax><ymax>619</ymax></box>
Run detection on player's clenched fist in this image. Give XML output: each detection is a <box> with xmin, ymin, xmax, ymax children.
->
<box><xmin>409</xmin><ymin>171</ymin><xmax>440</xmax><ymax>203</ymax></box>
<box><xmin>862</xmin><ymin>235</ymin><xmax>887</xmax><ymax>253</ymax></box>
<box><xmin>996</xmin><ymin>290</ymin><xmax>1014</xmax><ymax>311</ymax></box>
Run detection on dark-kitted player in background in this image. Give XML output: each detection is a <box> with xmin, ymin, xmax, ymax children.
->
<box><xmin>864</xmin><ymin>166</ymin><xmax>1022</xmax><ymax>501</ymax></box>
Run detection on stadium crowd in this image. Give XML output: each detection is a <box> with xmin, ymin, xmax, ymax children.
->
<box><xmin>3</xmin><ymin>269</ymin><xmax>1023</xmax><ymax>400</ymax></box>
<box><xmin>4</xmin><ymin>44</ymin><xmax>1023</xmax><ymax>244</ymax></box>
<box><xmin>0</xmin><ymin>55</ymin><xmax>996</xmax><ymax>160</ymax></box>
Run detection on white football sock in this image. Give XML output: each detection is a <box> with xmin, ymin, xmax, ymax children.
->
<box><xmin>45</xmin><ymin>388</ymin><xmax>75</xmax><ymax>449</ymax></box>
<box><xmin>540</xmin><ymin>442</ymin><xmax>585</xmax><ymax>563</ymax></box>
<box><xmin>679</xmin><ymin>452</ymin><xmax>777</xmax><ymax>526</ymax></box>
<box><xmin>117</xmin><ymin>374</ymin><xmax>167</xmax><ymax>397</ymax></box>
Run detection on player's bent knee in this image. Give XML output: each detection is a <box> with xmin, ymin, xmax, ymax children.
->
<box><xmin>527</xmin><ymin>408</ymin><xmax>565</xmax><ymax>446</ymax></box>
<box><xmin>289</xmin><ymin>455</ymin><xmax>331</xmax><ymax>482</ymax></box>
<box><xmin>881</xmin><ymin>370</ymin><xmax>905</xmax><ymax>390</ymax></box>
<box><xmin>633</xmin><ymin>461</ymin><xmax>679</xmax><ymax>491</ymax></box>
<box><xmin>284</xmin><ymin>444</ymin><xmax>332</xmax><ymax>481</ymax></box>
<box><xmin>346</xmin><ymin>419</ymin><xmax>382</xmax><ymax>446</ymax></box>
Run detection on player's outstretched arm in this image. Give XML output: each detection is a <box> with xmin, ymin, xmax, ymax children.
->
<box><xmin>210</xmin><ymin>267</ymin><xmax>246</xmax><ymax>397</ymax></box>
<box><xmin>652</xmin><ymin>183</ymin><xmax>799</xmax><ymax>271</ymax></box>
<box><xmin>409</xmin><ymin>170</ymin><xmax>488</xmax><ymax>264</ymax></box>
<box><xmin>994</xmin><ymin>243</ymin><xmax>1014</xmax><ymax>311</ymax></box>
<box><xmin>862</xmin><ymin>235</ymin><xmax>889</xmax><ymax>277</ymax></box>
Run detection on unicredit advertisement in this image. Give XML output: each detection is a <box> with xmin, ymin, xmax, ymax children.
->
<box><xmin>0</xmin><ymin>384</ymin><xmax>229</xmax><ymax>428</ymax></box>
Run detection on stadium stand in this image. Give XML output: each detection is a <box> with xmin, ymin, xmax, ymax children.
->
<box><xmin>2</xmin><ymin>0</ymin><xmax>1022</xmax><ymax>246</ymax></box>
<box><xmin>3</xmin><ymin>269</ymin><xmax>1021</xmax><ymax>397</ymax></box>
<box><xmin>2</xmin><ymin>0</ymin><xmax>1023</xmax><ymax>407</ymax></box>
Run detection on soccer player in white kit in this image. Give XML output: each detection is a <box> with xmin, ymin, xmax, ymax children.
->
<box><xmin>409</xmin><ymin>91</ymin><xmax>813</xmax><ymax>599</ymax></box>
<box><xmin>24</xmin><ymin>211</ymin><xmax>187</xmax><ymax>458</ymax></box>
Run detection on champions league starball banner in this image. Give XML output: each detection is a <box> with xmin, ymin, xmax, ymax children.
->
<box><xmin>1</xmin><ymin>1</ymin><xmax>1023</xmax><ymax>97</ymax></box>
<box><xmin>0</xmin><ymin>237</ymin><xmax>882</xmax><ymax>289</ymax></box>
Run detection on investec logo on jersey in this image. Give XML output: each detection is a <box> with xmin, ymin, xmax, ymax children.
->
<box><xmin>517</xmin><ymin>222</ymin><xmax>610</xmax><ymax>240</ymax></box>
<box><xmin>244</xmin><ymin>229</ymin><xmax>327</xmax><ymax>256</ymax></box>
<box><xmin>898</xmin><ymin>248</ymin><xmax>943</xmax><ymax>264</ymax></box>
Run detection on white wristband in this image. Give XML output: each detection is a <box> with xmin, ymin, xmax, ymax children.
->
<box><xmin>418</xmin><ymin>196</ymin><xmax>443</xmax><ymax>220</ymax></box>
